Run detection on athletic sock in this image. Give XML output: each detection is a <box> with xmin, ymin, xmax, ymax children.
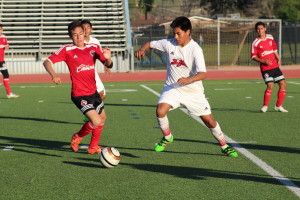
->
<box><xmin>89</xmin><ymin>122</ymin><xmax>104</xmax><ymax>148</ymax></box>
<box><xmin>76</xmin><ymin>122</ymin><xmax>95</xmax><ymax>138</ymax></box>
<box><xmin>263</xmin><ymin>89</ymin><xmax>272</xmax><ymax>106</ymax></box>
<box><xmin>157</xmin><ymin>116</ymin><xmax>172</xmax><ymax>140</ymax></box>
<box><xmin>3</xmin><ymin>78</ymin><xmax>12</xmax><ymax>95</ymax></box>
<box><xmin>209</xmin><ymin>122</ymin><xmax>227</xmax><ymax>148</ymax></box>
<box><xmin>276</xmin><ymin>89</ymin><xmax>286</xmax><ymax>107</ymax></box>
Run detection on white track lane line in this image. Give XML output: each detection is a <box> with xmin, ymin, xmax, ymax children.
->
<box><xmin>140</xmin><ymin>84</ymin><xmax>300</xmax><ymax>198</ymax></box>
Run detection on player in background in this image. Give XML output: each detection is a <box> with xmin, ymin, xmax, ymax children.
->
<box><xmin>81</xmin><ymin>19</ymin><xmax>111</xmax><ymax>101</ymax></box>
<box><xmin>135</xmin><ymin>16</ymin><xmax>238</xmax><ymax>157</ymax></box>
<box><xmin>251</xmin><ymin>22</ymin><xmax>288</xmax><ymax>113</ymax></box>
<box><xmin>0</xmin><ymin>24</ymin><xmax>19</xmax><ymax>99</ymax></box>
<box><xmin>43</xmin><ymin>21</ymin><xmax>113</xmax><ymax>154</ymax></box>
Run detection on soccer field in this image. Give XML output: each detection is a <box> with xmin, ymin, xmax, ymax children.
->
<box><xmin>1</xmin><ymin>79</ymin><xmax>300</xmax><ymax>200</ymax></box>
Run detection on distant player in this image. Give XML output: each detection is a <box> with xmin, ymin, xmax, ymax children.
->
<box><xmin>81</xmin><ymin>19</ymin><xmax>111</xmax><ymax>101</ymax></box>
<box><xmin>43</xmin><ymin>21</ymin><xmax>113</xmax><ymax>154</ymax></box>
<box><xmin>251</xmin><ymin>22</ymin><xmax>288</xmax><ymax>113</ymax></box>
<box><xmin>135</xmin><ymin>16</ymin><xmax>238</xmax><ymax>157</ymax></box>
<box><xmin>0</xmin><ymin>24</ymin><xmax>19</xmax><ymax>99</ymax></box>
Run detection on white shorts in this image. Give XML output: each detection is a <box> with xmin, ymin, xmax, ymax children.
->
<box><xmin>158</xmin><ymin>85</ymin><xmax>211</xmax><ymax>116</ymax></box>
<box><xmin>95</xmin><ymin>70</ymin><xmax>105</xmax><ymax>94</ymax></box>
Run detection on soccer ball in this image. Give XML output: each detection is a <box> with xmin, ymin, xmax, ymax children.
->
<box><xmin>99</xmin><ymin>147</ymin><xmax>121</xmax><ymax>168</ymax></box>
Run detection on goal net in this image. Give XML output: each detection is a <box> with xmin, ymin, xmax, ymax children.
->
<box><xmin>217</xmin><ymin>18</ymin><xmax>282</xmax><ymax>67</ymax></box>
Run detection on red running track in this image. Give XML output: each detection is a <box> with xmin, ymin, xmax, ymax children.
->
<box><xmin>3</xmin><ymin>67</ymin><xmax>300</xmax><ymax>84</ymax></box>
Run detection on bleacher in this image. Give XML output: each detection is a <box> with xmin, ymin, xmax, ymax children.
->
<box><xmin>0</xmin><ymin>0</ymin><xmax>133</xmax><ymax>73</ymax></box>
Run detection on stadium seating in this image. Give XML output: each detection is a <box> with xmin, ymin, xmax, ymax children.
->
<box><xmin>0</xmin><ymin>0</ymin><xmax>132</xmax><ymax>73</ymax></box>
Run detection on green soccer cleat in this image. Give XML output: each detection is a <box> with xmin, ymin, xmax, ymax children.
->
<box><xmin>83</xmin><ymin>116</ymin><xmax>90</xmax><ymax>122</ymax></box>
<box><xmin>154</xmin><ymin>136</ymin><xmax>174</xmax><ymax>152</ymax></box>
<box><xmin>221</xmin><ymin>145</ymin><xmax>238</xmax><ymax>157</ymax></box>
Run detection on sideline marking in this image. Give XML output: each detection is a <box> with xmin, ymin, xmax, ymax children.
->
<box><xmin>141</xmin><ymin>84</ymin><xmax>300</xmax><ymax>198</ymax></box>
<box><xmin>287</xmin><ymin>81</ymin><xmax>300</xmax><ymax>85</ymax></box>
<box><xmin>106</xmin><ymin>89</ymin><xmax>137</xmax><ymax>93</ymax></box>
<box><xmin>214</xmin><ymin>88</ymin><xmax>243</xmax><ymax>91</ymax></box>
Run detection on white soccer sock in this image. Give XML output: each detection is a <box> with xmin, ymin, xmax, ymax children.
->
<box><xmin>157</xmin><ymin>116</ymin><xmax>172</xmax><ymax>139</ymax></box>
<box><xmin>209</xmin><ymin>122</ymin><xmax>227</xmax><ymax>148</ymax></box>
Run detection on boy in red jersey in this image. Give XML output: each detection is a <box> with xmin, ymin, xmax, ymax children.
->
<box><xmin>251</xmin><ymin>22</ymin><xmax>288</xmax><ymax>113</ymax></box>
<box><xmin>43</xmin><ymin>21</ymin><xmax>113</xmax><ymax>154</ymax></box>
<box><xmin>0</xmin><ymin>24</ymin><xmax>19</xmax><ymax>99</ymax></box>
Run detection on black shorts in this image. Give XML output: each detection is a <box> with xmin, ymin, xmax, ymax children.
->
<box><xmin>0</xmin><ymin>61</ymin><xmax>7</xmax><ymax>70</ymax></box>
<box><xmin>71</xmin><ymin>91</ymin><xmax>104</xmax><ymax>114</ymax></box>
<box><xmin>261</xmin><ymin>68</ymin><xmax>285</xmax><ymax>84</ymax></box>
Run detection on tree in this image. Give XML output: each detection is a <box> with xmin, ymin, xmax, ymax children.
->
<box><xmin>274</xmin><ymin>0</ymin><xmax>300</xmax><ymax>20</ymax></box>
<box><xmin>138</xmin><ymin>0</ymin><xmax>155</xmax><ymax>20</ymax></box>
<box><xmin>200</xmin><ymin>0</ymin><xmax>237</xmax><ymax>16</ymax></box>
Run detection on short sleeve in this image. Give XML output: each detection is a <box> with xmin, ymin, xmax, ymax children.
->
<box><xmin>251</xmin><ymin>42</ymin><xmax>258</xmax><ymax>59</ymax></box>
<box><xmin>194</xmin><ymin>47</ymin><xmax>206</xmax><ymax>73</ymax></box>
<box><xmin>150</xmin><ymin>39</ymin><xmax>168</xmax><ymax>52</ymax></box>
<box><xmin>48</xmin><ymin>46</ymin><xmax>67</xmax><ymax>64</ymax></box>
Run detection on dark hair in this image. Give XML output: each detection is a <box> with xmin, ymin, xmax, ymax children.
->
<box><xmin>255</xmin><ymin>22</ymin><xmax>266</xmax><ymax>30</ymax></box>
<box><xmin>0</xmin><ymin>24</ymin><xmax>3</xmax><ymax>28</ymax></box>
<box><xmin>170</xmin><ymin>16</ymin><xmax>192</xmax><ymax>33</ymax></box>
<box><xmin>81</xmin><ymin>19</ymin><xmax>92</xmax><ymax>28</ymax></box>
<box><xmin>68</xmin><ymin>21</ymin><xmax>83</xmax><ymax>37</ymax></box>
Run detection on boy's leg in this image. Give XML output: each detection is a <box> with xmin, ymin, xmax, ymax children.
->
<box><xmin>87</xmin><ymin>110</ymin><xmax>106</xmax><ymax>154</ymax></box>
<box><xmin>70</xmin><ymin>121</ymin><xmax>95</xmax><ymax>152</ymax></box>
<box><xmin>155</xmin><ymin>103</ymin><xmax>173</xmax><ymax>152</ymax></box>
<box><xmin>275</xmin><ymin>80</ymin><xmax>288</xmax><ymax>112</ymax></box>
<box><xmin>201</xmin><ymin>114</ymin><xmax>238</xmax><ymax>157</ymax></box>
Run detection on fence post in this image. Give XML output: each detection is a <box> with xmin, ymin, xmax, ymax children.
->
<box><xmin>217</xmin><ymin>18</ymin><xmax>220</xmax><ymax>68</ymax></box>
<box><xmin>295</xmin><ymin>23</ymin><xmax>298</xmax><ymax>64</ymax></box>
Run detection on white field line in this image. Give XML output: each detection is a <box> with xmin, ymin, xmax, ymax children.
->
<box><xmin>140</xmin><ymin>84</ymin><xmax>300</xmax><ymax>198</ymax></box>
<box><xmin>287</xmin><ymin>81</ymin><xmax>300</xmax><ymax>85</ymax></box>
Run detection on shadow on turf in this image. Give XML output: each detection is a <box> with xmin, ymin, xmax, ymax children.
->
<box><xmin>176</xmin><ymin>138</ymin><xmax>300</xmax><ymax>154</ymax></box>
<box><xmin>58</xmin><ymin>102</ymin><xmax>157</xmax><ymax>108</ymax></box>
<box><xmin>212</xmin><ymin>107</ymin><xmax>261</xmax><ymax>113</ymax></box>
<box><xmin>0</xmin><ymin>115</ymin><xmax>82</xmax><ymax>125</ymax></box>
<box><xmin>120</xmin><ymin>163</ymin><xmax>300</xmax><ymax>186</ymax></box>
<box><xmin>0</xmin><ymin>136</ymin><xmax>71</xmax><ymax>156</ymax></box>
<box><xmin>62</xmin><ymin>160</ymin><xmax>300</xmax><ymax>186</ymax></box>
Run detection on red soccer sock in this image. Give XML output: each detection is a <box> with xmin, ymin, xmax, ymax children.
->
<box><xmin>263</xmin><ymin>89</ymin><xmax>272</xmax><ymax>106</ymax></box>
<box><xmin>276</xmin><ymin>89</ymin><xmax>286</xmax><ymax>107</ymax></box>
<box><xmin>76</xmin><ymin>122</ymin><xmax>95</xmax><ymax>138</ymax></box>
<box><xmin>89</xmin><ymin>123</ymin><xmax>104</xmax><ymax>148</ymax></box>
<box><xmin>3</xmin><ymin>78</ymin><xmax>12</xmax><ymax>95</ymax></box>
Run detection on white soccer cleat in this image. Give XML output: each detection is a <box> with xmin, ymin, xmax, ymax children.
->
<box><xmin>7</xmin><ymin>93</ymin><xmax>20</xmax><ymax>99</ymax></box>
<box><xmin>260</xmin><ymin>105</ymin><xmax>268</xmax><ymax>113</ymax></box>
<box><xmin>274</xmin><ymin>106</ymin><xmax>288</xmax><ymax>113</ymax></box>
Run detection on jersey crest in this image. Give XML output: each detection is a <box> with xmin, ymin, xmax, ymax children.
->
<box><xmin>170</xmin><ymin>59</ymin><xmax>187</xmax><ymax>67</ymax></box>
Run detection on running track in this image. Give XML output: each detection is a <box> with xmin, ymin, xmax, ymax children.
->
<box><xmin>5</xmin><ymin>66</ymin><xmax>300</xmax><ymax>83</ymax></box>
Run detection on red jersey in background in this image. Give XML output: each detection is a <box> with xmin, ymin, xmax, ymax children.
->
<box><xmin>251</xmin><ymin>34</ymin><xmax>279</xmax><ymax>72</ymax></box>
<box><xmin>0</xmin><ymin>34</ymin><xmax>8</xmax><ymax>62</ymax></box>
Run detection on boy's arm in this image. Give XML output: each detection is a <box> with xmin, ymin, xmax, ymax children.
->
<box><xmin>43</xmin><ymin>59</ymin><xmax>61</xmax><ymax>84</ymax></box>
<box><xmin>135</xmin><ymin>42</ymin><xmax>151</xmax><ymax>60</ymax></box>
<box><xmin>102</xmin><ymin>47</ymin><xmax>113</xmax><ymax>68</ymax></box>
<box><xmin>274</xmin><ymin>51</ymin><xmax>281</xmax><ymax>66</ymax></box>
<box><xmin>252</xmin><ymin>56</ymin><xmax>272</xmax><ymax>66</ymax></box>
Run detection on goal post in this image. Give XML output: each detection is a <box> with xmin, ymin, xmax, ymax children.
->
<box><xmin>217</xmin><ymin>18</ymin><xmax>282</xmax><ymax>67</ymax></box>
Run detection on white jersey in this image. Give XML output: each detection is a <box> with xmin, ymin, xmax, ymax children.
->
<box><xmin>150</xmin><ymin>38</ymin><xmax>206</xmax><ymax>94</ymax></box>
<box><xmin>86</xmin><ymin>37</ymin><xmax>102</xmax><ymax>50</ymax></box>
<box><xmin>84</xmin><ymin>37</ymin><xmax>105</xmax><ymax>94</ymax></box>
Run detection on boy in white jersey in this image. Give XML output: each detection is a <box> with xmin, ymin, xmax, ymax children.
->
<box><xmin>135</xmin><ymin>16</ymin><xmax>238</xmax><ymax>157</ymax></box>
<box><xmin>81</xmin><ymin>19</ymin><xmax>110</xmax><ymax>101</ymax></box>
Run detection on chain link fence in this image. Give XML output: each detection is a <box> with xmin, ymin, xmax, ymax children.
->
<box><xmin>132</xmin><ymin>19</ymin><xmax>299</xmax><ymax>70</ymax></box>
